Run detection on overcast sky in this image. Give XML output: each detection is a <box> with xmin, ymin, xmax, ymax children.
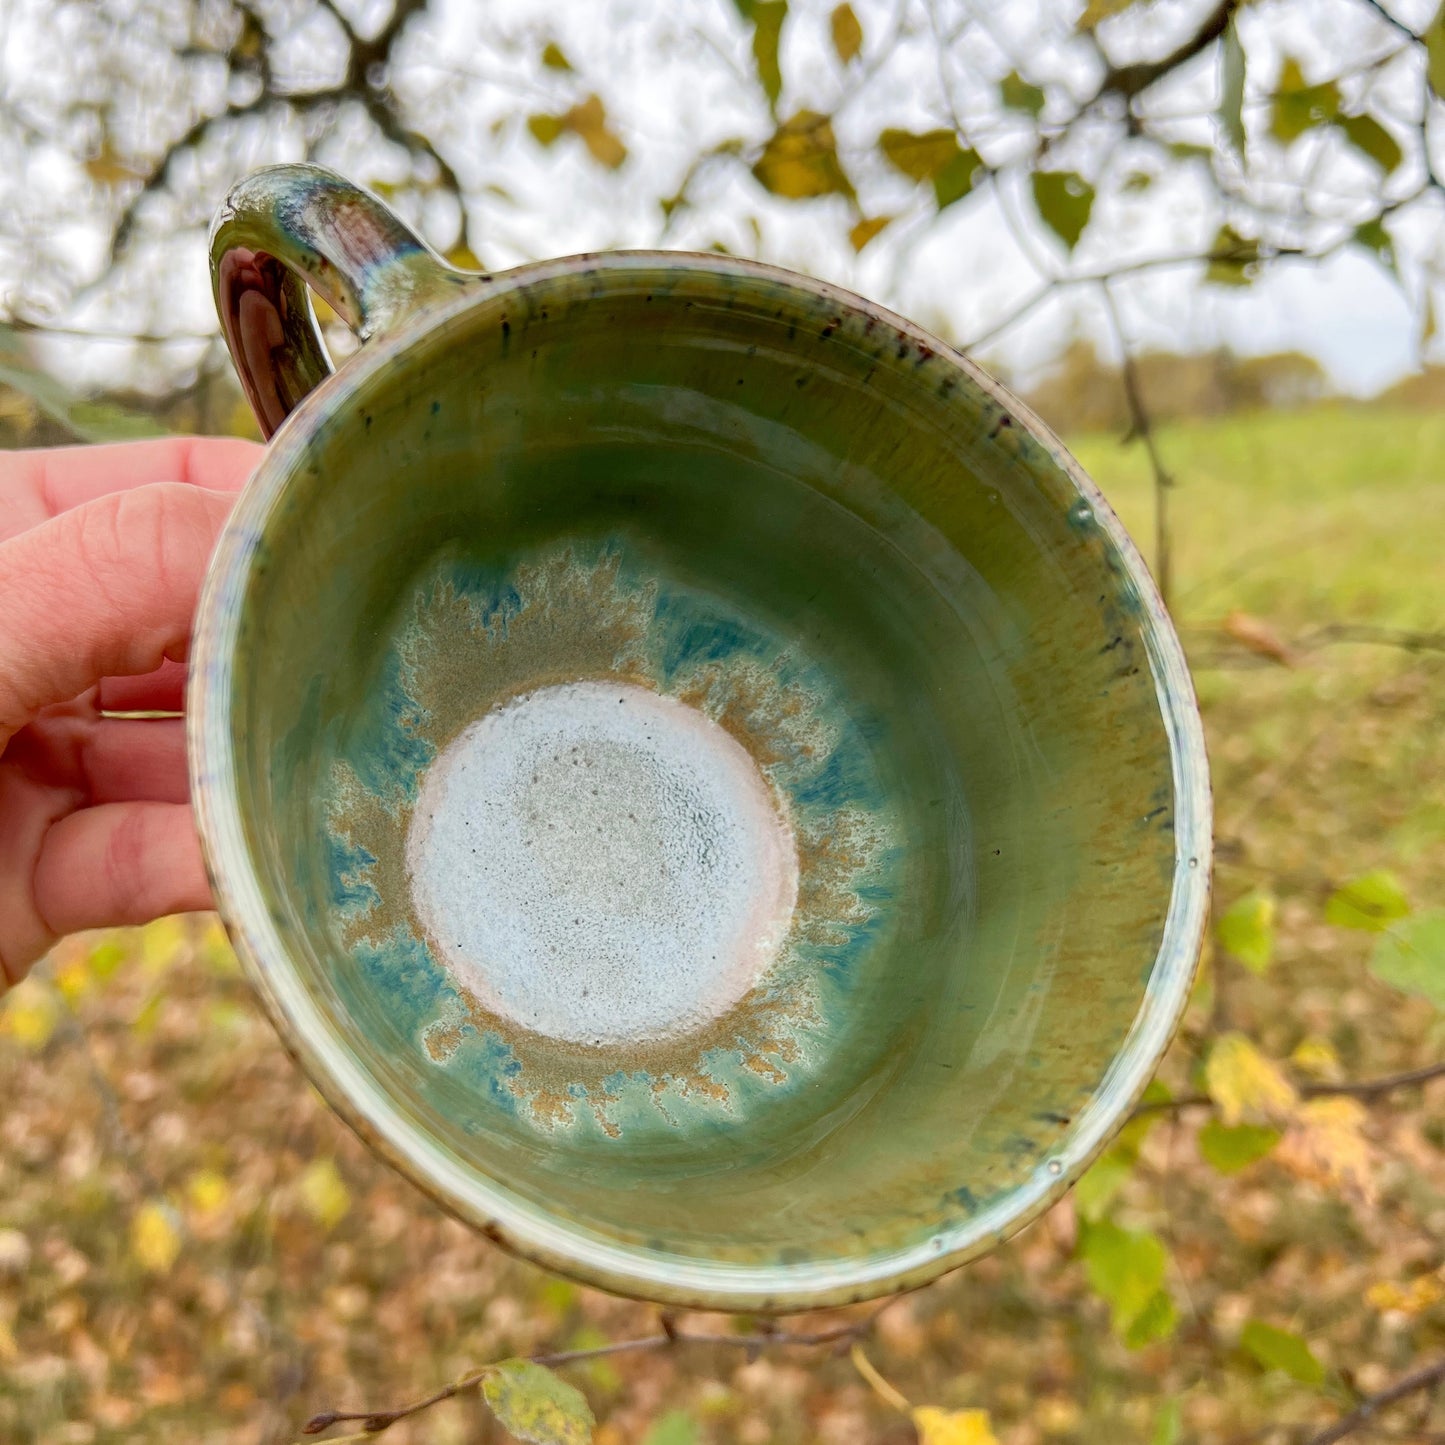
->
<box><xmin>1</xmin><ymin>0</ymin><xmax>1435</xmax><ymax>396</ymax></box>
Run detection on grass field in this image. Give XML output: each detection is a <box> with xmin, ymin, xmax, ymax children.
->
<box><xmin>1</xmin><ymin>405</ymin><xmax>1442</xmax><ymax>1445</ymax></box>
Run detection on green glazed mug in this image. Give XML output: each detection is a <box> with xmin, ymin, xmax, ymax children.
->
<box><xmin>192</xmin><ymin>162</ymin><xmax>1210</xmax><ymax>1311</ymax></box>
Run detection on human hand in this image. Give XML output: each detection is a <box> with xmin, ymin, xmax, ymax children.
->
<box><xmin>0</xmin><ymin>437</ymin><xmax>262</xmax><ymax>991</ymax></box>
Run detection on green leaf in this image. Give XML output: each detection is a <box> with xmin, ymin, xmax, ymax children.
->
<box><xmin>1124</xmin><ymin>1288</ymin><xmax>1178</xmax><ymax>1349</ymax></box>
<box><xmin>1427</xmin><ymin>12</ymin><xmax>1445</xmax><ymax>96</ymax></box>
<box><xmin>1000</xmin><ymin>71</ymin><xmax>1045</xmax><ymax>117</ymax></box>
<box><xmin>1079</xmin><ymin>1220</ymin><xmax>1170</xmax><ymax>1339</ymax></box>
<box><xmin>753</xmin><ymin>111</ymin><xmax>853</xmax><ymax>199</ymax></box>
<box><xmin>1354</xmin><ymin>219</ymin><xmax>1398</xmax><ymax>279</ymax></box>
<box><xmin>1270</xmin><ymin>57</ymin><xmax>1340</xmax><ymax>144</ymax></box>
<box><xmin>1239</xmin><ymin>1320</ymin><xmax>1325</xmax><ymax>1386</ymax></box>
<box><xmin>1370</xmin><ymin>910</ymin><xmax>1445</xmax><ymax>1009</ymax></box>
<box><xmin>1205</xmin><ymin>224</ymin><xmax>1260</xmax><ymax>286</ymax></box>
<box><xmin>1340</xmin><ymin>112</ymin><xmax>1402</xmax><ymax>173</ymax></box>
<box><xmin>1198</xmin><ymin>1121</ymin><xmax>1280</xmax><ymax>1174</ymax></box>
<box><xmin>830</xmin><ymin>3</ymin><xmax>862</xmax><ymax>64</ymax></box>
<box><xmin>877</xmin><ymin>129</ymin><xmax>980</xmax><ymax>209</ymax></box>
<box><xmin>1217</xmin><ymin>891</ymin><xmax>1276</xmax><ymax>974</ymax></box>
<box><xmin>87</xmin><ymin>939</ymin><xmax>127</xmax><ymax>981</ymax></box>
<box><xmin>932</xmin><ymin>147</ymin><xmax>983</xmax><ymax>210</ymax></box>
<box><xmin>1074</xmin><ymin>1149</ymin><xmax>1133</xmax><ymax>1222</ymax></box>
<box><xmin>482</xmin><ymin>1360</ymin><xmax>596</xmax><ymax>1445</ymax></box>
<box><xmin>751</xmin><ymin>0</ymin><xmax>787</xmax><ymax>111</ymax></box>
<box><xmin>642</xmin><ymin>1412</ymin><xmax>700</xmax><ymax>1445</ymax></box>
<box><xmin>0</xmin><ymin>325</ymin><xmax>166</xmax><ymax>443</ymax></box>
<box><xmin>1168</xmin><ymin>141</ymin><xmax>1214</xmax><ymax>162</ymax></box>
<box><xmin>1031</xmin><ymin>171</ymin><xmax>1094</xmax><ymax>251</ymax></box>
<box><xmin>1220</xmin><ymin>17</ymin><xmax>1245</xmax><ymax>155</ymax></box>
<box><xmin>1327</xmin><ymin>871</ymin><xmax>1410</xmax><ymax>931</ymax></box>
<box><xmin>1152</xmin><ymin>1399</ymin><xmax>1182</xmax><ymax>1445</ymax></box>
<box><xmin>541</xmin><ymin>41</ymin><xmax>573</xmax><ymax>71</ymax></box>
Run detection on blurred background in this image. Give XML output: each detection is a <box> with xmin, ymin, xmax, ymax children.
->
<box><xmin>1</xmin><ymin>1</ymin><xmax>1443</xmax><ymax>1442</ymax></box>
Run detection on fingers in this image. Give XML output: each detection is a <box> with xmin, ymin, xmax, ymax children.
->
<box><xmin>0</xmin><ymin>762</ymin><xmax>76</xmax><ymax>987</ymax></box>
<box><xmin>5</xmin><ymin>713</ymin><xmax>188</xmax><ymax>804</ymax></box>
<box><xmin>0</xmin><ymin>437</ymin><xmax>260</xmax><ymax>543</ymax></box>
<box><xmin>83</xmin><ymin>719</ymin><xmax>189</xmax><ymax>804</ymax></box>
<box><xmin>33</xmin><ymin>801</ymin><xmax>212</xmax><ymax>938</ymax></box>
<box><xmin>99</xmin><ymin>659</ymin><xmax>189</xmax><ymax>714</ymax></box>
<box><xmin>0</xmin><ymin>483</ymin><xmax>233</xmax><ymax>742</ymax></box>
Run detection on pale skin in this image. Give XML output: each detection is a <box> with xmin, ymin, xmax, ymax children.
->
<box><xmin>0</xmin><ymin>436</ymin><xmax>263</xmax><ymax>992</ymax></box>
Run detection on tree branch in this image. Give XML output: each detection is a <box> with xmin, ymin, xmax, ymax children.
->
<box><xmin>1299</xmin><ymin>622</ymin><xmax>1445</xmax><ymax>654</ymax></box>
<box><xmin>1134</xmin><ymin>1060</ymin><xmax>1445</xmax><ymax>1116</ymax></box>
<box><xmin>1354</xmin><ymin>0</ymin><xmax>1420</xmax><ymax>43</ymax></box>
<box><xmin>1102</xmin><ymin>281</ymin><xmax>1175</xmax><ymax>607</ymax></box>
<box><xmin>1302</xmin><ymin>1355</ymin><xmax>1445</xmax><ymax>1445</ymax></box>
<box><xmin>110</xmin><ymin>0</ymin><xmax>444</xmax><ymax>264</ymax></box>
<box><xmin>1093</xmin><ymin>0</ymin><xmax>1238</xmax><ymax>105</ymax></box>
<box><xmin>300</xmin><ymin>1307</ymin><xmax>891</xmax><ymax>1437</ymax></box>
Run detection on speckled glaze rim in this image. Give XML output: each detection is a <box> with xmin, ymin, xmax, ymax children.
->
<box><xmin>190</xmin><ymin>245</ymin><xmax>1212</xmax><ymax>1313</ymax></box>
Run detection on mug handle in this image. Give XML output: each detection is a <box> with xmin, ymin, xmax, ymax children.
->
<box><xmin>210</xmin><ymin>163</ymin><xmax>481</xmax><ymax>438</ymax></box>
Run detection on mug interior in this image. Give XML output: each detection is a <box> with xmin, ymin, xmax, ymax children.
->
<box><xmin>192</xmin><ymin>255</ymin><xmax>1208</xmax><ymax>1308</ymax></box>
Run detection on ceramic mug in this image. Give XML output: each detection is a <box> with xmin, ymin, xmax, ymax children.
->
<box><xmin>191</xmin><ymin>162</ymin><xmax>1210</xmax><ymax>1311</ymax></box>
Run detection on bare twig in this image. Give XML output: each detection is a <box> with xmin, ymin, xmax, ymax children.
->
<box><xmin>960</xmin><ymin>243</ymin><xmax>1309</xmax><ymax>354</ymax></box>
<box><xmin>300</xmin><ymin>1305</ymin><xmax>892</xmax><ymax>1438</ymax></box>
<box><xmin>1299</xmin><ymin>622</ymin><xmax>1445</xmax><ymax>655</ymax></box>
<box><xmin>1091</xmin><ymin>0</ymin><xmax>1238</xmax><ymax>105</ymax></box>
<box><xmin>1134</xmin><ymin>1060</ymin><xmax>1445</xmax><ymax>1116</ymax></box>
<box><xmin>1101</xmin><ymin>281</ymin><xmax>1175</xmax><ymax>607</ymax></box>
<box><xmin>1301</xmin><ymin>1355</ymin><xmax>1445</xmax><ymax>1444</ymax></box>
<box><xmin>2</xmin><ymin>316</ymin><xmax>215</xmax><ymax>344</ymax></box>
<box><xmin>1354</xmin><ymin>0</ymin><xmax>1420</xmax><ymax>43</ymax></box>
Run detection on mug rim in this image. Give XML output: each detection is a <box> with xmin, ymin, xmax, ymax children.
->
<box><xmin>189</xmin><ymin>248</ymin><xmax>1212</xmax><ymax>1311</ymax></box>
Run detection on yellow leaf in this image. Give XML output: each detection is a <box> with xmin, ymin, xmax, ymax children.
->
<box><xmin>310</xmin><ymin>293</ymin><xmax>339</xmax><ymax>326</ymax></box>
<box><xmin>130</xmin><ymin>1201</ymin><xmax>182</xmax><ymax>1274</ymax></box>
<box><xmin>528</xmin><ymin>112</ymin><xmax>566</xmax><ymax>147</ymax></box>
<box><xmin>912</xmin><ymin>1406</ymin><xmax>1000</xmax><ymax>1445</ymax></box>
<box><xmin>752</xmin><ymin>110</ymin><xmax>853</xmax><ymax>199</ymax></box>
<box><xmin>52</xmin><ymin>955</ymin><xmax>91</xmax><ymax>1006</ymax></box>
<box><xmin>197</xmin><ymin>917</ymin><xmax>239</xmax><ymax>976</ymax></box>
<box><xmin>185</xmin><ymin>1169</ymin><xmax>231</xmax><ymax>1216</ymax></box>
<box><xmin>1205</xmin><ymin>1033</ymin><xmax>1298</xmax><ymax>1125</ymax></box>
<box><xmin>446</xmin><ymin>243</ymin><xmax>484</xmax><ymax>272</ymax></box>
<box><xmin>0</xmin><ymin>980</ymin><xmax>61</xmax><ymax>1051</ymax></box>
<box><xmin>562</xmin><ymin>93</ymin><xmax>627</xmax><ymax>169</ymax></box>
<box><xmin>541</xmin><ymin>41</ymin><xmax>573</xmax><ymax>71</ymax></box>
<box><xmin>84</xmin><ymin>143</ymin><xmax>142</xmax><ymax>186</ymax></box>
<box><xmin>139</xmin><ymin>915</ymin><xmax>188</xmax><ymax>975</ymax></box>
<box><xmin>830</xmin><ymin>3</ymin><xmax>863</xmax><ymax>64</ymax></box>
<box><xmin>1078</xmin><ymin>0</ymin><xmax>1139</xmax><ymax>25</ymax></box>
<box><xmin>298</xmin><ymin>1159</ymin><xmax>351</xmax><ymax>1230</ymax></box>
<box><xmin>1275</xmin><ymin>1096</ymin><xmax>1377</xmax><ymax>1204</ymax></box>
<box><xmin>1289</xmin><ymin>1036</ymin><xmax>1342</xmax><ymax>1080</ymax></box>
<box><xmin>849</xmin><ymin>215</ymin><xmax>892</xmax><ymax>251</ymax></box>
<box><xmin>1223</xmin><ymin>610</ymin><xmax>1295</xmax><ymax>665</ymax></box>
<box><xmin>1365</xmin><ymin>1274</ymin><xmax>1444</xmax><ymax>1315</ymax></box>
